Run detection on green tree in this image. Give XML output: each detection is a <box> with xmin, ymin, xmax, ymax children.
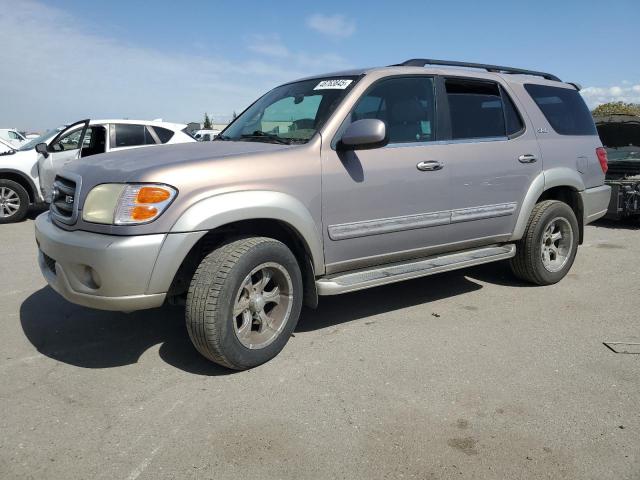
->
<box><xmin>592</xmin><ymin>101</ymin><xmax>640</xmax><ymax>116</ymax></box>
<box><xmin>203</xmin><ymin>112</ymin><xmax>212</xmax><ymax>129</ymax></box>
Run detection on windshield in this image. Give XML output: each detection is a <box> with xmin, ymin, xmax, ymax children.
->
<box><xmin>220</xmin><ymin>77</ymin><xmax>359</xmax><ymax>144</ymax></box>
<box><xmin>19</xmin><ymin>128</ymin><xmax>63</xmax><ymax>151</ymax></box>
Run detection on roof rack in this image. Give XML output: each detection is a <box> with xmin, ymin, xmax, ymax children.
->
<box><xmin>393</xmin><ymin>58</ymin><xmax>561</xmax><ymax>82</ymax></box>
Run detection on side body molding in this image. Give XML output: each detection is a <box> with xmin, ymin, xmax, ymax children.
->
<box><xmin>170</xmin><ymin>190</ymin><xmax>325</xmax><ymax>274</ymax></box>
<box><xmin>510</xmin><ymin>168</ymin><xmax>586</xmax><ymax>241</ymax></box>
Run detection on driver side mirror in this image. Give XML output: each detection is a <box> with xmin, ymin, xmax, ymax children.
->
<box><xmin>35</xmin><ymin>143</ymin><xmax>49</xmax><ymax>158</ymax></box>
<box><xmin>338</xmin><ymin>119</ymin><xmax>388</xmax><ymax>151</ymax></box>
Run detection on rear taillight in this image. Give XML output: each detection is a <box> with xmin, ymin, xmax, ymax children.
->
<box><xmin>596</xmin><ymin>147</ymin><xmax>608</xmax><ymax>174</ymax></box>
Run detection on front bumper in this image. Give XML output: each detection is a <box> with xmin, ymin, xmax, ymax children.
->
<box><xmin>35</xmin><ymin>213</ymin><xmax>167</xmax><ymax>311</ymax></box>
<box><xmin>580</xmin><ymin>185</ymin><xmax>611</xmax><ymax>224</ymax></box>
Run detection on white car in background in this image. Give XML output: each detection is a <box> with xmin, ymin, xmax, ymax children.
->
<box><xmin>0</xmin><ymin>129</ymin><xmax>28</xmax><ymax>147</ymax></box>
<box><xmin>0</xmin><ymin>119</ymin><xmax>194</xmax><ymax>223</ymax></box>
<box><xmin>0</xmin><ymin>138</ymin><xmax>16</xmax><ymax>155</ymax></box>
<box><xmin>192</xmin><ymin>129</ymin><xmax>221</xmax><ymax>141</ymax></box>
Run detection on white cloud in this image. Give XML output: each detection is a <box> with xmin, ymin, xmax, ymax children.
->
<box><xmin>0</xmin><ymin>1</ymin><xmax>351</xmax><ymax>131</ymax></box>
<box><xmin>306</xmin><ymin>14</ymin><xmax>356</xmax><ymax>39</ymax></box>
<box><xmin>581</xmin><ymin>83</ymin><xmax>640</xmax><ymax>107</ymax></box>
<box><xmin>247</xmin><ymin>34</ymin><xmax>291</xmax><ymax>58</ymax></box>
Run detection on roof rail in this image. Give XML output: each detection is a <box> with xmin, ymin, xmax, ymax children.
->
<box><xmin>393</xmin><ymin>58</ymin><xmax>561</xmax><ymax>82</ymax></box>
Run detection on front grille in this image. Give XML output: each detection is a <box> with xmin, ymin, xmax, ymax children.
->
<box><xmin>42</xmin><ymin>251</ymin><xmax>56</xmax><ymax>275</ymax></box>
<box><xmin>50</xmin><ymin>175</ymin><xmax>79</xmax><ymax>224</ymax></box>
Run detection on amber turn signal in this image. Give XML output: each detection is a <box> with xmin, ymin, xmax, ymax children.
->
<box><xmin>130</xmin><ymin>205</ymin><xmax>158</xmax><ymax>221</ymax></box>
<box><xmin>136</xmin><ymin>186</ymin><xmax>171</xmax><ymax>204</ymax></box>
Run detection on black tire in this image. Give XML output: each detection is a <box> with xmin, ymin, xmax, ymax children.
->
<box><xmin>186</xmin><ymin>236</ymin><xmax>303</xmax><ymax>370</ymax></box>
<box><xmin>0</xmin><ymin>179</ymin><xmax>29</xmax><ymax>224</ymax></box>
<box><xmin>510</xmin><ymin>200</ymin><xmax>579</xmax><ymax>285</ymax></box>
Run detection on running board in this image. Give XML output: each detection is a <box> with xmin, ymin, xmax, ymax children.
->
<box><xmin>316</xmin><ymin>244</ymin><xmax>516</xmax><ymax>295</ymax></box>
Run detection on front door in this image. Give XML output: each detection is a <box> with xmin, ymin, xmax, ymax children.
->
<box><xmin>321</xmin><ymin>76</ymin><xmax>454</xmax><ymax>273</ymax></box>
<box><xmin>38</xmin><ymin>119</ymin><xmax>89</xmax><ymax>202</ymax></box>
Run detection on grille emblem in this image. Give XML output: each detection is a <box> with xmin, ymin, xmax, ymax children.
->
<box><xmin>65</xmin><ymin>195</ymin><xmax>74</xmax><ymax>204</ymax></box>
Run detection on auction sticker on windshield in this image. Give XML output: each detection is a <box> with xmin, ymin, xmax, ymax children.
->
<box><xmin>314</xmin><ymin>79</ymin><xmax>353</xmax><ymax>90</ymax></box>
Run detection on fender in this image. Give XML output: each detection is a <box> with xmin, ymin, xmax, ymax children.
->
<box><xmin>170</xmin><ymin>190</ymin><xmax>325</xmax><ymax>274</ymax></box>
<box><xmin>0</xmin><ymin>168</ymin><xmax>41</xmax><ymax>203</ymax></box>
<box><xmin>510</xmin><ymin>168</ymin><xmax>585</xmax><ymax>241</ymax></box>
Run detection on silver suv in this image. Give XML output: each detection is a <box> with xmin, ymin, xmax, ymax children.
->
<box><xmin>35</xmin><ymin>59</ymin><xmax>611</xmax><ymax>370</ymax></box>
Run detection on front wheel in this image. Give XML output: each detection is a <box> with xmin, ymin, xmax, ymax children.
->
<box><xmin>510</xmin><ymin>200</ymin><xmax>579</xmax><ymax>285</ymax></box>
<box><xmin>0</xmin><ymin>179</ymin><xmax>29</xmax><ymax>224</ymax></box>
<box><xmin>186</xmin><ymin>237</ymin><xmax>303</xmax><ymax>370</ymax></box>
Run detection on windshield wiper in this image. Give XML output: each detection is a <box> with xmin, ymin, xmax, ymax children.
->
<box><xmin>240</xmin><ymin>131</ymin><xmax>293</xmax><ymax>145</ymax></box>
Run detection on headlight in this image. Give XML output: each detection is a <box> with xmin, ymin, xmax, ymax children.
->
<box><xmin>83</xmin><ymin>183</ymin><xmax>177</xmax><ymax>225</ymax></box>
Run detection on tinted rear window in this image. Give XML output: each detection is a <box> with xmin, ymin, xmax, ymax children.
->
<box><xmin>446</xmin><ymin>79</ymin><xmax>521</xmax><ymax>140</ymax></box>
<box><xmin>524</xmin><ymin>84</ymin><xmax>596</xmax><ymax>136</ymax></box>
<box><xmin>114</xmin><ymin>124</ymin><xmax>156</xmax><ymax>147</ymax></box>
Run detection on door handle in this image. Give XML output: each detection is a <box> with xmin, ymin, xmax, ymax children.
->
<box><xmin>518</xmin><ymin>154</ymin><xmax>537</xmax><ymax>164</ymax></box>
<box><xmin>417</xmin><ymin>160</ymin><xmax>443</xmax><ymax>171</ymax></box>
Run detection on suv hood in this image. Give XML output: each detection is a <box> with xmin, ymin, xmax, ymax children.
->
<box><xmin>61</xmin><ymin>140</ymin><xmax>294</xmax><ymax>184</ymax></box>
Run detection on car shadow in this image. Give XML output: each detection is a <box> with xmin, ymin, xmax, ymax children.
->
<box><xmin>26</xmin><ymin>205</ymin><xmax>48</xmax><ymax>221</ymax></box>
<box><xmin>20</xmin><ymin>266</ymin><xmax>521</xmax><ymax>375</ymax></box>
<box><xmin>461</xmin><ymin>259</ymin><xmax>539</xmax><ymax>288</ymax></box>
<box><xmin>20</xmin><ymin>287</ymin><xmax>231</xmax><ymax>376</ymax></box>
<box><xmin>297</xmin><ymin>269</ymin><xmax>485</xmax><ymax>332</ymax></box>
<box><xmin>591</xmin><ymin>218</ymin><xmax>640</xmax><ymax>231</ymax></box>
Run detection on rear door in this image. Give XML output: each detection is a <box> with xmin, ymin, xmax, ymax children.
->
<box><xmin>38</xmin><ymin>119</ymin><xmax>89</xmax><ymax>202</ymax></box>
<box><xmin>440</xmin><ymin>77</ymin><xmax>543</xmax><ymax>243</ymax></box>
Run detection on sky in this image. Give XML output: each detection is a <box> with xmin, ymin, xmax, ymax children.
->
<box><xmin>1</xmin><ymin>0</ymin><xmax>639</xmax><ymax>131</ymax></box>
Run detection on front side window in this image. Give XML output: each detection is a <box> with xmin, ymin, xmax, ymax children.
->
<box><xmin>50</xmin><ymin>128</ymin><xmax>85</xmax><ymax>151</ymax></box>
<box><xmin>350</xmin><ymin>76</ymin><xmax>436</xmax><ymax>144</ymax></box>
<box><xmin>221</xmin><ymin>77</ymin><xmax>359</xmax><ymax>144</ymax></box>
<box><xmin>114</xmin><ymin>124</ymin><xmax>157</xmax><ymax>147</ymax></box>
<box><xmin>524</xmin><ymin>84</ymin><xmax>596</xmax><ymax>136</ymax></box>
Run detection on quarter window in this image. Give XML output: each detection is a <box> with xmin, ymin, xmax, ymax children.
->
<box><xmin>351</xmin><ymin>77</ymin><xmax>436</xmax><ymax>144</ymax></box>
<box><xmin>524</xmin><ymin>84</ymin><xmax>596</xmax><ymax>136</ymax></box>
<box><xmin>152</xmin><ymin>126</ymin><xmax>175</xmax><ymax>143</ymax></box>
<box><xmin>114</xmin><ymin>124</ymin><xmax>157</xmax><ymax>147</ymax></box>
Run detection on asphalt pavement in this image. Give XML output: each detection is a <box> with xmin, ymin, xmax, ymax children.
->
<box><xmin>1</xmin><ymin>211</ymin><xmax>638</xmax><ymax>479</ymax></box>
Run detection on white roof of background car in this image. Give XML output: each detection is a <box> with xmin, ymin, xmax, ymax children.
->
<box><xmin>87</xmin><ymin>119</ymin><xmax>187</xmax><ymax>130</ymax></box>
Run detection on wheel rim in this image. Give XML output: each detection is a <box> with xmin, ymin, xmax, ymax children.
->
<box><xmin>232</xmin><ymin>262</ymin><xmax>294</xmax><ymax>350</ymax></box>
<box><xmin>0</xmin><ymin>187</ymin><xmax>21</xmax><ymax>218</ymax></box>
<box><xmin>541</xmin><ymin>216</ymin><xmax>573</xmax><ymax>273</ymax></box>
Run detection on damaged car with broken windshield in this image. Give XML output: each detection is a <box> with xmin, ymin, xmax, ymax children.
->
<box><xmin>595</xmin><ymin>114</ymin><xmax>640</xmax><ymax>220</ymax></box>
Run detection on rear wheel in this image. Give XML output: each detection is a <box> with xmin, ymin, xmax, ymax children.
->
<box><xmin>510</xmin><ymin>200</ymin><xmax>579</xmax><ymax>285</ymax></box>
<box><xmin>185</xmin><ymin>236</ymin><xmax>303</xmax><ymax>370</ymax></box>
<box><xmin>0</xmin><ymin>179</ymin><xmax>29</xmax><ymax>224</ymax></box>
